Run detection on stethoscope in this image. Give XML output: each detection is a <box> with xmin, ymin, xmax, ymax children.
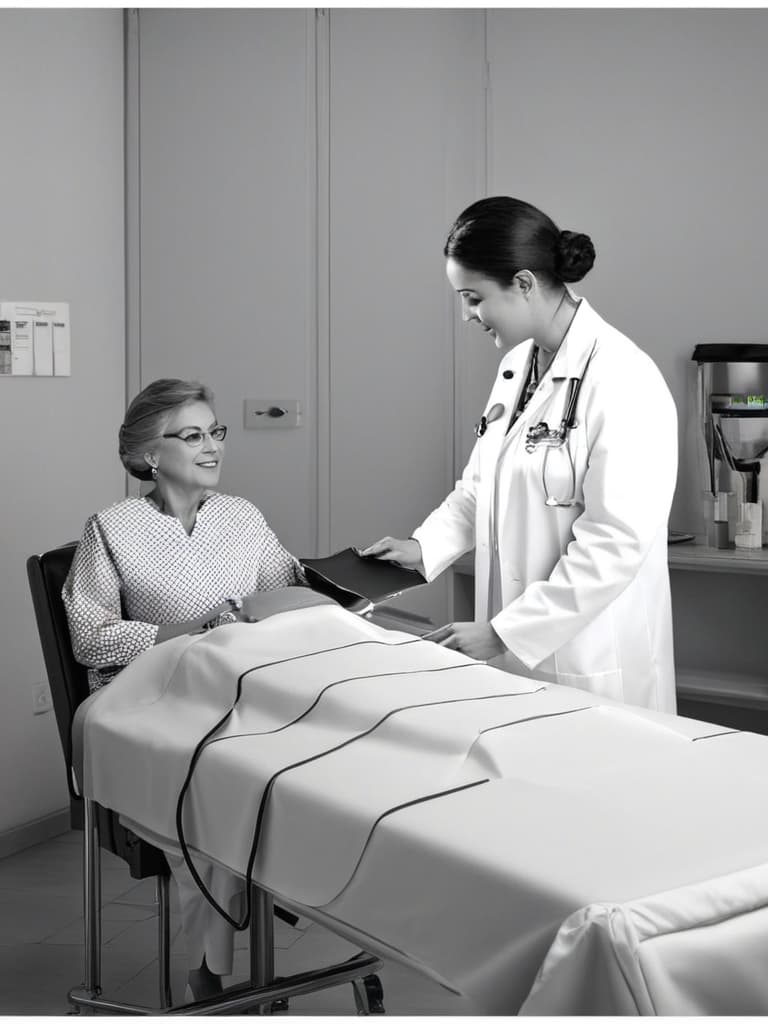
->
<box><xmin>474</xmin><ymin>342</ymin><xmax>597</xmax><ymax>508</ymax></box>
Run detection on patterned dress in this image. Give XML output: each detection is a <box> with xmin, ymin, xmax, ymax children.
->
<box><xmin>63</xmin><ymin>492</ymin><xmax>305</xmax><ymax>691</ymax></box>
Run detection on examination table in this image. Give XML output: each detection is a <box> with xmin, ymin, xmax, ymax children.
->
<box><xmin>73</xmin><ymin>592</ymin><xmax>768</xmax><ymax>1015</ymax></box>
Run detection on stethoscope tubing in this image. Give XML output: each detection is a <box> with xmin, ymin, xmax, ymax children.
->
<box><xmin>476</xmin><ymin>340</ymin><xmax>598</xmax><ymax>512</ymax></box>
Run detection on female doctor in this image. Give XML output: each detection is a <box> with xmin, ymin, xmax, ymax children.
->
<box><xmin>362</xmin><ymin>196</ymin><xmax>678</xmax><ymax>713</ymax></box>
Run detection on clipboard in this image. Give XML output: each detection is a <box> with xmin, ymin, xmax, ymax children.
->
<box><xmin>300</xmin><ymin>548</ymin><xmax>427</xmax><ymax>615</ymax></box>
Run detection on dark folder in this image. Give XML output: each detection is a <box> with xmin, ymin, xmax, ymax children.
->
<box><xmin>300</xmin><ymin>548</ymin><xmax>427</xmax><ymax>615</ymax></box>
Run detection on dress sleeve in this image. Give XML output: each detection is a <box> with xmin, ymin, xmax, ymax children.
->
<box><xmin>251</xmin><ymin>508</ymin><xmax>307</xmax><ymax>588</ymax></box>
<box><xmin>62</xmin><ymin>515</ymin><xmax>159</xmax><ymax>669</ymax></box>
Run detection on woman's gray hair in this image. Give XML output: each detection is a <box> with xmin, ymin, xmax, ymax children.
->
<box><xmin>119</xmin><ymin>378</ymin><xmax>216</xmax><ymax>481</ymax></box>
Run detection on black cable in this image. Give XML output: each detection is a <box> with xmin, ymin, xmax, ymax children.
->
<box><xmin>175</xmin><ymin>635</ymin><xmax>426</xmax><ymax>925</ymax></box>
<box><xmin>180</xmin><ymin>678</ymin><xmax>534</xmax><ymax>930</ymax></box>
<box><xmin>473</xmin><ymin>704</ymin><xmax>593</xmax><ymax>740</ymax></box>
<box><xmin>692</xmin><ymin>730</ymin><xmax>741</xmax><ymax>741</ymax></box>
<box><xmin>308</xmin><ymin>778</ymin><xmax>491</xmax><ymax>907</ymax></box>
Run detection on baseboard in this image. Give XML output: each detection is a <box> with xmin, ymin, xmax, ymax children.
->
<box><xmin>0</xmin><ymin>808</ymin><xmax>71</xmax><ymax>860</ymax></box>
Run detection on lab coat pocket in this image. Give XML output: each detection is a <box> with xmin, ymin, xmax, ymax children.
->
<box><xmin>555</xmin><ymin>668</ymin><xmax>624</xmax><ymax>703</ymax></box>
<box><xmin>552</xmin><ymin>609</ymin><xmax>622</xmax><ymax>700</ymax></box>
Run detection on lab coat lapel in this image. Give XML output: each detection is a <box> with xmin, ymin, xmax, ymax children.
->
<box><xmin>478</xmin><ymin>347</ymin><xmax>528</xmax><ymax>464</ymax></box>
<box><xmin>549</xmin><ymin>297</ymin><xmax>600</xmax><ymax>380</ymax></box>
<box><xmin>509</xmin><ymin>377</ymin><xmax>555</xmax><ymax>441</ymax></box>
<box><xmin>504</xmin><ymin>298</ymin><xmax>599</xmax><ymax>444</ymax></box>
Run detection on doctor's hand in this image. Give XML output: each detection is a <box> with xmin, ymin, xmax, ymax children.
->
<box><xmin>358</xmin><ymin>536</ymin><xmax>425</xmax><ymax>574</ymax></box>
<box><xmin>424</xmin><ymin>622</ymin><xmax>507</xmax><ymax>662</ymax></box>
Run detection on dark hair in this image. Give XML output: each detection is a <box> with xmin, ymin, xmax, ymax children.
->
<box><xmin>119</xmin><ymin>378</ymin><xmax>216</xmax><ymax>481</ymax></box>
<box><xmin>444</xmin><ymin>196</ymin><xmax>595</xmax><ymax>288</ymax></box>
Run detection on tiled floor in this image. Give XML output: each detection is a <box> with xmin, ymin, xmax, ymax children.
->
<box><xmin>0</xmin><ymin>829</ymin><xmax>472</xmax><ymax>1015</ymax></box>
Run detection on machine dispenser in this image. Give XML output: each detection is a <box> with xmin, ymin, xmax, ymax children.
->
<box><xmin>694</xmin><ymin>344</ymin><xmax>768</xmax><ymax>548</ymax></box>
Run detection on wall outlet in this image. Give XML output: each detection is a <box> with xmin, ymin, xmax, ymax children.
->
<box><xmin>32</xmin><ymin>681</ymin><xmax>53</xmax><ymax>715</ymax></box>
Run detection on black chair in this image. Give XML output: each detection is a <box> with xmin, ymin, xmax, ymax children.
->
<box><xmin>26</xmin><ymin>542</ymin><xmax>174</xmax><ymax>1009</ymax></box>
<box><xmin>27</xmin><ymin>541</ymin><xmax>385</xmax><ymax>1015</ymax></box>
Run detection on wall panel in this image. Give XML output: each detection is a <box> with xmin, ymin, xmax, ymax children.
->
<box><xmin>486</xmin><ymin>9</ymin><xmax>768</xmax><ymax>533</ymax></box>
<box><xmin>328</xmin><ymin>9</ymin><xmax>485</xmax><ymax>623</ymax></box>
<box><xmin>135</xmin><ymin>9</ymin><xmax>317</xmax><ymax>557</ymax></box>
<box><xmin>0</xmin><ymin>9</ymin><xmax>125</xmax><ymax>837</ymax></box>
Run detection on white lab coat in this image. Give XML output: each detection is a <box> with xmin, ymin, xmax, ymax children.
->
<box><xmin>413</xmin><ymin>297</ymin><xmax>678</xmax><ymax>713</ymax></box>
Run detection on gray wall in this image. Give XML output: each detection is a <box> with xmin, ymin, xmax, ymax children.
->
<box><xmin>130</xmin><ymin>10</ymin><xmax>318</xmax><ymax>557</ymax></box>
<box><xmin>484</xmin><ymin>9</ymin><xmax>768</xmax><ymax>535</ymax></box>
<box><xmin>128</xmin><ymin>9</ymin><xmax>485</xmax><ymax>625</ymax></box>
<box><xmin>326</xmin><ymin>10</ymin><xmax>485</xmax><ymax>622</ymax></box>
<box><xmin>4</xmin><ymin>8</ymin><xmax>768</xmax><ymax>841</ymax></box>
<box><xmin>0</xmin><ymin>10</ymin><xmax>126</xmax><ymax>840</ymax></box>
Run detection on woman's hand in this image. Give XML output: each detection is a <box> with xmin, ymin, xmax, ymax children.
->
<box><xmin>425</xmin><ymin>621</ymin><xmax>508</xmax><ymax>662</ymax></box>
<box><xmin>358</xmin><ymin>536</ymin><xmax>425</xmax><ymax>573</ymax></box>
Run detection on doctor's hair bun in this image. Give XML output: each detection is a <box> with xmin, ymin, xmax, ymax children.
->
<box><xmin>555</xmin><ymin>230</ymin><xmax>596</xmax><ymax>283</ymax></box>
<box><xmin>119</xmin><ymin>378</ymin><xmax>215</xmax><ymax>481</ymax></box>
<box><xmin>445</xmin><ymin>196</ymin><xmax>596</xmax><ymax>289</ymax></box>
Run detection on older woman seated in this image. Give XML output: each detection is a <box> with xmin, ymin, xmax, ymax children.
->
<box><xmin>63</xmin><ymin>377</ymin><xmax>306</xmax><ymax>1001</ymax></box>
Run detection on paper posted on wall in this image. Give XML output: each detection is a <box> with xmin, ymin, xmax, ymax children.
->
<box><xmin>300</xmin><ymin>548</ymin><xmax>427</xmax><ymax>615</ymax></box>
<box><xmin>0</xmin><ymin>301</ymin><xmax>70</xmax><ymax>376</ymax></box>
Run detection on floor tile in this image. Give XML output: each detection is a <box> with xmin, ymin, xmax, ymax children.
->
<box><xmin>48</xmin><ymin>829</ymin><xmax>82</xmax><ymax>845</ymax></box>
<box><xmin>110</xmin><ymin>952</ymin><xmax>189</xmax><ymax>1010</ymax></box>
<box><xmin>0</xmin><ymin>863</ymin><xmax>143</xmax><ymax>908</ymax></box>
<box><xmin>0</xmin><ymin>831</ymin><xmax>473</xmax><ymax>1015</ymax></box>
<box><xmin>41</xmin><ymin>915</ymin><xmax>142</xmax><ymax>946</ymax></box>
<box><xmin>0</xmin><ymin>942</ymin><xmax>84</xmax><ymax>1015</ymax></box>
<box><xmin>101</xmin><ymin>900</ymin><xmax>158</xmax><ymax>922</ymax></box>
<box><xmin>102</xmin><ymin>913</ymin><xmax>184</xmax><ymax>955</ymax></box>
<box><xmin>375</xmin><ymin>959</ymin><xmax>472</xmax><ymax>1015</ymax></box>
<box><xmin>112</xmin><ymin>875</ymin><xmax>170</xmax><ymax>908</ymax></box>
<box><xmin>0</xmin><ymin>941</ymin><xmax>163</xmax><ymax>1015</ymax></box>
<box><xmin>275</xmin><ymin>922</ymin><xmax>361</xmax><ymax>973</ymax></box>
<box><xmin>0</xmin><ymin>889</ymin><xmax>83</xmax><ymax>945</ymax></box>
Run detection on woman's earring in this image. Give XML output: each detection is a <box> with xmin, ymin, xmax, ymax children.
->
<box><xmin>145</xmin><ymin>455</ymin><xmax>158</xmax><ymax>481</ymax></box>
<box><xmin>151</xmin><ymin>465</ymin><xmax>158</xmax><ymax>481</ymax></box>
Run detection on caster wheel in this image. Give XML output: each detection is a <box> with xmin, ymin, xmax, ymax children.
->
<box><xmin>363</xmin><ymin>974</ymin><xmax>385</xmax><ymax>1014</ymax></box>
<box><xmin>352</xmin><ymin>973</ymin><xmax>385</xmax><ymax>1014</ymax></box>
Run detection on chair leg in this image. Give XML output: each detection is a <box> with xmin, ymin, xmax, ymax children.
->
<box><xmin>250</xmin><ymin>885</ymin><xmax>275</xmax><ymax>1014</ymax></box>
<box><xmin>73</xmin><ymin>817</ymin><xmax>383</xmax><ymax>1018</ymax></box>
<box><xmin>157</xmin><ymin>874</ymin><xmax>173</xmax><ymax>1008</ymax></box>
<box><xmin>83</xmin><ymin>799</ymin><xmax>102</xmax><ymax>997</ymax></box>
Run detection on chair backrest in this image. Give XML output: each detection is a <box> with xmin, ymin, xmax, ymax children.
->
<box><xmin>26</xmin><ymin>541</ymin><xmax>170</xmax><ymax>878</ymax></box>
<box><xmin>26</xmin><ymin>543</ymin><xmax>89</xmax><ymax>802</ymax></box>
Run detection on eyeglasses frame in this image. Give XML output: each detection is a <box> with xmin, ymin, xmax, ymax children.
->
<box><xmin>161</xmin><ymin>425</ymin><xmax>228</xmax><ymax>447</ymax></box>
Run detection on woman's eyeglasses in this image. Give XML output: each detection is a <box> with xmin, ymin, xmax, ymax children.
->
<box><xmin>162</xmin><ymin>425</ymin><xmax>228</xmax><ymax>447</ymax></box>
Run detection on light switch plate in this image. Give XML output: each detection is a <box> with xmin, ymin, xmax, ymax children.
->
<box><xmin>244</xmin><ymin>399</ymin><xmax>301</xmax><ymax>429</ymax></box>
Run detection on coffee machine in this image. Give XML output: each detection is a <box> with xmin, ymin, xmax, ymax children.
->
<box><xmin>694</xmin><ymin>344</ymin><xmax>768</xmax><ymax>548</ymax></box>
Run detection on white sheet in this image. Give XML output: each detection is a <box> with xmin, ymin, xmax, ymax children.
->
<box><xmin>74</xmin><ymin>603</ymin><xmax>768</xmax><ymax>1014</ymax></box>
<box><xmin>521</xmin><ymin>862</ymin><xmax>768</xmax><ymax>1014</ymax></box>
